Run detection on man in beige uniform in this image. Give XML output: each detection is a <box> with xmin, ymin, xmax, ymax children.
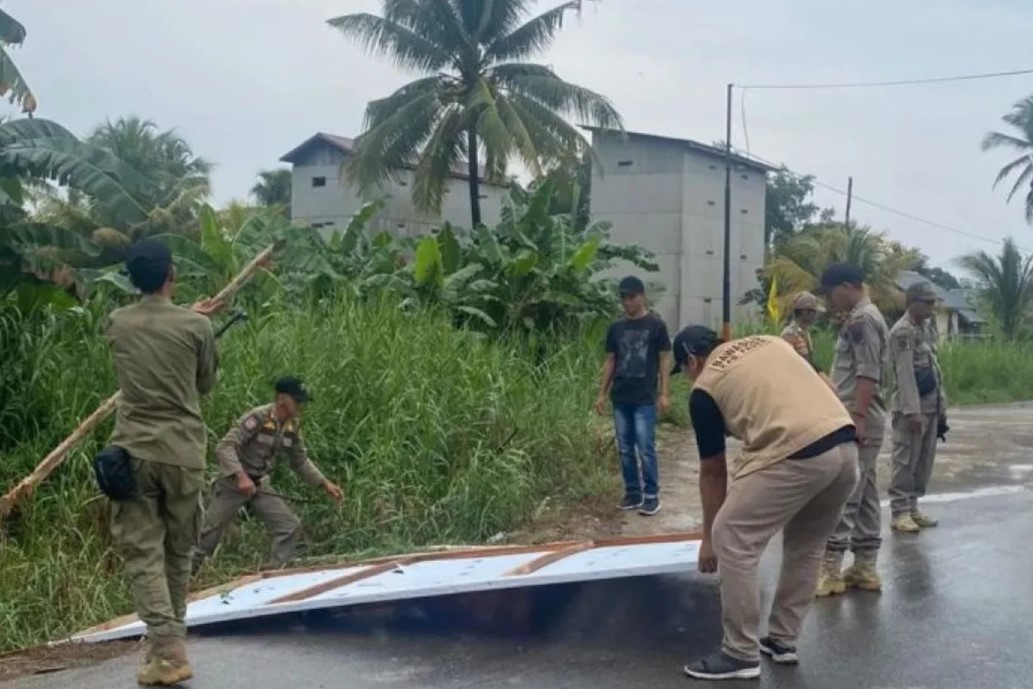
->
<box><xmin>815</xmin><ymin>262</ymin><xmax>890</xmax><ymax>597</ymax></box>
<box><xmin>674</xmin><ymin>326</ymin><xmax>857</xmax><ymax>681</ymax></box>
<box><xmin>888</xmin><ymin>281</ymin><xmax>947</xmax><ymax>532</ymax></box>
<box><xmin>191</xmin><ymin>376</ymin><xmax>343</xmax><ymax>574</ymax></box>
<box><xmin>780</xmin><ymin>291</ymin><xmax>836</xmax><ymax>390</ymax></box>
<box><xmin>105</xmin><ymin>238</ymin><xmax>220</xmax><ymax>686</ymax></box>
<box><xmin>780</xmin><ymin>291</ymin><xmax>822</xmax><ymax>365</ymax></box>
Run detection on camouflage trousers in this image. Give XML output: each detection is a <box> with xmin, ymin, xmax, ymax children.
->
<box><xmin>825</xmin><ymin>437</ymin><xmax>883</xmax><ymax>553</ymax></box>
<box><xmin>110</xmin><ymin>459</ymin><xmax>203</xmax><ymax>642</ymax></box>
<box><xmin>192</xmin><ymin>476</ymin><xmax>302</xmax><ymax>571</ymax></box>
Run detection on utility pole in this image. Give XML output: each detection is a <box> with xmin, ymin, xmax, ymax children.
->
<box><xmin>844</xmin><ymin>176</ymin><xmax>853</xmax><ymax>229</ymax></box>
<box><xmin>722</xmin><ymin>83</ymin><xmax>733</xmax><ymax>342</ymax></box>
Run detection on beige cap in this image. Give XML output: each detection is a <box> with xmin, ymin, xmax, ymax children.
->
<box><xmin>791</xmin><ymin>291</ymin><xmax>825</xmax><ymax>312</ymax></box>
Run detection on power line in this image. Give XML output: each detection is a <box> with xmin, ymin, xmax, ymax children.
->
<box><xmin>736</xmin><ymin>147</ymin><xmax>1033</xmax><ymax>253</ymax></box>
<box><xmin>737</xmin><ymin>67</ymin><xmax>1033</xmax><ymax>91</ymax></box>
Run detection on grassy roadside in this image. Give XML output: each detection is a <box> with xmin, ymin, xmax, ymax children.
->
<box><xmin>0</xmin><ymin>294</ymin><xmax>615</xmax><ymax>652</ymax></box>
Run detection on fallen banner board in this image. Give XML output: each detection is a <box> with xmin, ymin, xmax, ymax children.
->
<box><xmin>67</xmin><ymin>532</ymin><xmax>701</xmax><ymax>645</ymax></box>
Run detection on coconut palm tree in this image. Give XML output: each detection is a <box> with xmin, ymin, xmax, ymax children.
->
<box><xmin>767</xmin><ymin>223</ymin><xmax>922</xmax><ymax>316</ymax></box>
<box><xmin>251</xmin><ymin>168</ymin><xmax>292</xmax><ymax>217</ymax></box>
<box><xmin>329</xmin><ymin>0</ymin><xmax>622</xmax><ymax>227</ymax></box>
<box><xmin>982</xmin><ymin>96</ymin><xmax>1033</xmax><ymax>223</ymax></box>
<box><xmin>956</xmin><ymin>237</ymin><xmax>1033</xmax><ymax>339</ymax></box>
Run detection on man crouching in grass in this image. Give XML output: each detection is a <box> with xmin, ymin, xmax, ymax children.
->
<box><xmin>673</xmin><ymin>326</ymin><xmax>857</xmax><ymax>681</ymax></box>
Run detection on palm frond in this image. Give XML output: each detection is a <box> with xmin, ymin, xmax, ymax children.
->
<box><xmin>1005</xmin><ymin>161</ymin><xmax>1033</xmax><ymax>203</ymax></box>
<box><xmin>347</xmin><ymin>78</ymin><xmax>444</xmax><ymax>194</ymax></box>
<box><xmin>461</xmin><ymin>0</ymin><xmax>535</xmax><ymax>43</ymax></box>
<box><xmin>493</xmin><ymin>63</ymin><xmax>622</xmax><ymax>129</ymax></box>
<box><xmin>493</xmin><ymin>92</ymin><xmax>544</xmax><ymax>173</ymax></box>
<box><xmin>328</xmin><ymin>13</ymin><xmax>451</xmax><ymax>73</ymax></box>
<box><xmin>982</xmin><ymin>130</ymin><xmax>1031</xmax><ymax>153</ymax></box>
<box><xmin>991</xmin><ymin>153</ymin><xmax>1032</xmax><ymax>189</ymax></box>
<box><xmin>505</xmin><ymin>92</ymin><xmax>589</xmax><ymax>157</ymax></box>
<box><xmin>384</xmin><ymin>0</ymin><xmax>468</xmax><ymax>63</ymax></box>
<box><xmin>412</xmin><ymin>107</ymin><xmax>467</xmax><ymax>213</ymax></box>
<box><xmin>484</xmin><ymin>1</ymin><xmax>580</xmax><ymax>62</ymax></box>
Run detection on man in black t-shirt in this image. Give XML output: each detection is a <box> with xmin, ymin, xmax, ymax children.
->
<box><xmin>595</xmin><ymin>276</ymin><xmax>672</xmax><ymax>516</ymax></box>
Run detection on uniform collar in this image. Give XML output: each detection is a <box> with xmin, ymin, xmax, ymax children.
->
<box><xmin>140</xmin><ymin>294</ymin><xmax>172</xmax><ymax>305</ymax></box>
<box><xmin>850</xmin><ymin>295</ymin><xmax>871</xmax><ymax>316</ymax></box>
<box><xmin>261</xmin><ymin>405</ymin><xmax>299</xmax><ymax>433</ymax></box>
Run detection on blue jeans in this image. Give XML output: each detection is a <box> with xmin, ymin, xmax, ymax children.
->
<box><xmin>612</xmin><ymin>403</ymin><xmax>659</xmax><ymax>499</ymax></box>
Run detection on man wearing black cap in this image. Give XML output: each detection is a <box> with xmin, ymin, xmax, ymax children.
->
<box><xmin>595</xmin><ymin>275</ymin><xmax>671</xmax><ymax>516</ymax></box>
<box><xmin>104</xmin><ymin>238</ymin><xmax>222</xmax><ymax>685</ymax></box>
<box><xmin>814</xmin><ymin>262</ymin><xmax>890</xmax><ymax>597</ymax></box>
<box><xmin>191</xmin><ymin>376</ymin><xmax>343</xmax><ymax>575</ymax></box>
<box><xmin>671</xmin><ymin>326</ymin><xmax>857</xmax><ymax>680</ymax></box>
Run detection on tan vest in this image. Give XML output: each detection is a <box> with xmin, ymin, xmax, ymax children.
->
<box><xmin>692</xmin><ymin>335</ymin><xmax>854</xmax><ymax>480</ymax></box>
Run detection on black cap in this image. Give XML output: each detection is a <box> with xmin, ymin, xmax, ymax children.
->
<box><xmin>816</xmin><ymin>262</ymin><xmax>864</xmax><ymax>295</ymax></box>
<box><xmin>618</xmin><ymin>275</ymin><xmax>645</xmax><ymax>296</ymax></box>
<box><xmin>125</xmin><ymin>238</ymin><xmax>173</xmax><ymax>293</ymax></box>
<box><xmin>275</xmin><ymin>376</ymin><xmax>311</xmax><ymax>404</ymax></box>
<box><xmin>670</xmin><ymin>325</ymin><xmax>723</xmax><ymax>374</ymax></box>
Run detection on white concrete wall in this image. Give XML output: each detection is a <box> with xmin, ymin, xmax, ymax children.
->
<box><xmin>589</xmin><ymin>131</ymin><xmax>768</xmax><ymax>333</ymax></box>
<box><xmin>289</xmin><ymin>145</ymin><xmax>506</xmax><ymax>239</ymax></box>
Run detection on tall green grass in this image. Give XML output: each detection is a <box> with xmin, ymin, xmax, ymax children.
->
<box><xmin>748</xmin><ymin>322</ymin><xmax>1033</xmax><ymax>407</ymax></box>
<box><xmin>0</xmin><ymin>293</ymin><xmax>612</xmax><ymax>652</ymax></box>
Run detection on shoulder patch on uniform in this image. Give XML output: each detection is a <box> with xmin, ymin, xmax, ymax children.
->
<box><xmin>244</xmin><ymin>415</ymin><xmax>258</xmax><ymax>431</ymax></box>
<box><xmin>894</xmin><ymin>331</ymin><xmax>911</xmax><ymax>350</ymax></box>
<box><xmin>847</xmin><ymin>319</ymin><xmax>866</xmax><ymax>345</ymax></box>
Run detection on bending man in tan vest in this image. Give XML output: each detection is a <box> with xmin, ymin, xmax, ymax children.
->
<box><xmin>675</xmin><ymin>326</ymin><xmax>858</xmax><ymax>682</ymax></box>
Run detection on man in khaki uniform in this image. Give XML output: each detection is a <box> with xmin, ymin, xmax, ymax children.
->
<box><xmin>888</xmin><ymin>281</ymin><xmax>946</xmax><ymax>532</ymax></box>
<box><xmin>105</xmin><ymin>238</ymin><xmax>221</xmax><ymax>686</ymax></box>
<box><xmin>781</xmin><ymin>291</ymin><xmax>836</xmax><ymax>390</ymax></box>
<box><xmin>780</xmin><ymin>291</ymin><xmax>822</xmax><ymax>366</ymax></box>
<box><xmin>674</xmin><ymin>326</ymin><xmax>857</xmax><ymax>681</ymax></box>
<box><xmin>815</xmin><ymin>263</ymin><xmax>890</xmax><ymax>597</ymax></box>
<box><xmin>191</xmin><ymin>376</ymin><xmax>343</xmax><ymax>574</ymax></box>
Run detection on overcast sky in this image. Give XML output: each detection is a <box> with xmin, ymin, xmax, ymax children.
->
<box><xmin>13</xmin><ymin>0</ymin><xmax>1033</xmax><ymax>269</ymax></box>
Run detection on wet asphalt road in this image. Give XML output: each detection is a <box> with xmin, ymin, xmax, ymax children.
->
<box><xmin>8</xmin><ymin>489</ymin><xmax>1032</xmax><ymax>689</ymax></box>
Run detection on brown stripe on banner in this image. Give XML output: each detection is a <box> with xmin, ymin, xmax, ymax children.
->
<box><xmin>503</xmin><ymin>543</ymin><xmax>595</xmax><ymax>576</ymax></box>
<box><xmin>593</xmin><ymin>531</ymin><xmax>702</xmax><ymax>547</ymax></box>
<box><xmin>267</xmin><ymin>559</ymin><xmax>414</xmax><ymax>604</ymax></box>
<box><xmin>257</xmin><ymin>542</ymin><xmax>578</xmax><ymax>582</ymax></box>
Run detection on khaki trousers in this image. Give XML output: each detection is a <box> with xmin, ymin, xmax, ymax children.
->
<box><xmin>712</xmin><ymin>444</ymin><xmax>858</xmax><ymax>662</ymax></box>
<box><xmin>826</xmin><ymin>438</ymin><xmax>883</xmax><ymax>553</ymax></box>
<box><xmin>888</xmin><ymin>412</ymin><xmax>939</xmax><ymax>515</ymax></box>
<box><xmin>192</xmin><ymin>476</ymin><xmax>302</xmax><ymax>570</ymax></box>
<box><xmin>110</xmin><ymin>459</ymin><xmax>203</xmax><ymax>642</ymax></box>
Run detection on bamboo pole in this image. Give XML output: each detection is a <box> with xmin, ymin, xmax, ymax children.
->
<box><xmin>0</xmin><ymin>241</ymin><xmax>283</xmax><ymax>519</ymax></box>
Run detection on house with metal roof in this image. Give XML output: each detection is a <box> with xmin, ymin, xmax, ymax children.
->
<box><xmin>582</xmin><ymin>126</ymin><xmax>776</xmax><ymax>331</ymax></box>
<box><xmin>280</xmin><ymin>133</ymin><xmax>510</xmax><ymax>237</ymax></box>
<box><xmin>895</xmin><ymin>270</ymin><xmax>988</xmax><ymax>340</ymax></box>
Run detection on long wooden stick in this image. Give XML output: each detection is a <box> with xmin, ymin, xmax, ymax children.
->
<box><xmin>0</xmin><ymin>242</ymin><xmax>283</xmax><ymax>519</ymax></box>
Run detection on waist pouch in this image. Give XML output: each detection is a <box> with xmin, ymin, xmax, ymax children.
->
<box><xmin>93</xmin><ymin>445</ymin><xmax>136</xmax><ymax>501</ymax></box>
<box><xmin>915</xmin><ymin>368</ymin><xmax>938</xmax><ymax>397</ymax></box>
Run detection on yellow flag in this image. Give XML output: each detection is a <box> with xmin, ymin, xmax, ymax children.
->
<box><xmin>766</xmin><ymin>274</ymin><xmax>781</xmax><ymax>325</ymax></box>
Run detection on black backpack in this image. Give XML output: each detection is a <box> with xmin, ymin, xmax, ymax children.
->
<box><xmin>93</xmin><ymin>445</ymin><xmax>137</xmax><ymax>501</ymax></box>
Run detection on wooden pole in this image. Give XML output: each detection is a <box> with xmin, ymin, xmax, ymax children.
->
<box><xmin>0</xmin><ymin>242</ymin><xmax>282</xmax><ymax>519</ymax></box>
